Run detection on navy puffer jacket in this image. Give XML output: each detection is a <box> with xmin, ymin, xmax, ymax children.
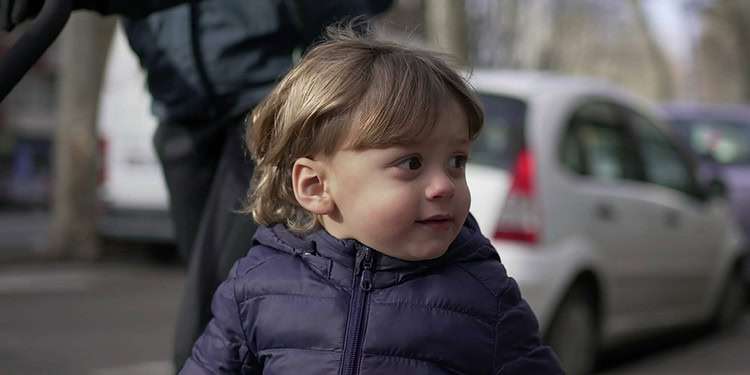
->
<box><xmin>180</xmin><ymin>217</ymin><xmax>563</xmax><ymax>374</ymax></box>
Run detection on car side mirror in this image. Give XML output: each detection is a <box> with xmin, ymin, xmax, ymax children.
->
<box><xmin>697</xmin><ymin>152</ymin><xmax>720</xmax><ymax>165</ymax></box>
<box><xmin>702</xmin><ymin>179</ymin><xmax>728</xmax><ymax>200</ymax></box>
<box><xmin>694</xmin><ymin>158</ymin><xmax>728</xmax><ymax>201</ymax></box>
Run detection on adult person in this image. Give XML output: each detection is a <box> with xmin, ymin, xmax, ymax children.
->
<box><xmin>1</xmin><ymin>0</ymin><xmax>393</xmax><ymax>369</ymax></box>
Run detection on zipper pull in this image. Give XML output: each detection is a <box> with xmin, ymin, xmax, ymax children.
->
<box><xmin>360</xmin><ymin>248</ymin><xmax>373</xmax><ymax>291</ymax></box>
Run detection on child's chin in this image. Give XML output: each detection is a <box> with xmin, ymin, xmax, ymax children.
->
<box><xmin>406</xmin><ymin>245</ymin><xmax>449</xmax><ymax>261</ymax></box>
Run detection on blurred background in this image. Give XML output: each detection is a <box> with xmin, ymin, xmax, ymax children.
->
<box><xmin>1</xmin><ymin>0</ymin><xmax>750</xmax><ymax>374</ymax></box>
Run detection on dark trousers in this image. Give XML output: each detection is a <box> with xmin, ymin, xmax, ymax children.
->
<box><xmin>153</xmin><ymin>117</ymin><xmax>257</xmax><ymax>370</ymax></box>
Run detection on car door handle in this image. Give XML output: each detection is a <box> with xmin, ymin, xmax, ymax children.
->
<box><xmin>664</xmin><ymin>210</ymin><xmax>681</xmax><ymax>228</ymax></box>
<box><xmin>595</xmin><ymin>203</ymin><xmax>615</xmax><ymax>221</ymax></box>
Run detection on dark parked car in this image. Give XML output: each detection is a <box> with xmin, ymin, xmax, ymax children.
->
<box><xmin>662</xmin><ymin>102</ymin><xmax>750</xmax><ymax>283</ymax></box>
<box><xmin>662</xmin><ymin>103</ymin><xmax>750</xmax><ymax>236</ymax></box>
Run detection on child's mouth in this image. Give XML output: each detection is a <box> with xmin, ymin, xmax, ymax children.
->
<box><xmin>416</xmin><ymin>215</ymin><xmax>454</xmax><ymax>230</ymax></box>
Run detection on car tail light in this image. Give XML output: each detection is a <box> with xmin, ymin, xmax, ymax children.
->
<box><xmin>97</xmin><ymin>137</ymin><xmax>107</xmax><ymax>186</ymax></box>
<box><xmin>493</xmin><ymin>149</ymin><xmax>541</xmax><ymax>243</ymax></box>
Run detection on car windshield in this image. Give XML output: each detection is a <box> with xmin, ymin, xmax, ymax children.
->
<box><xmin>470</xmin><ymin>93</ymin><xmax>527</xmax><ymax>170</ymax></box>
<box><xmin>671</xmin><ymin>119</ymin><xmax>750</xmax><ymax>165</ymax></box>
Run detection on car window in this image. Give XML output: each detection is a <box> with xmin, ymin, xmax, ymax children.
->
<box><xmin>560</xmin><ymin>126</ymin><xmax>585</xmax><ymax>175</ymax></box>
<box><xmin>471</xmin><ymin>94</ymin><xmax>527</xmax><ymax>170</ymax></box>
<box><xmin>671</xmin><ymin>119</ymin><xmax>750</xmax><ymax>165</ymax></box>
<box><xmin>561</xmin><ymin>102</ymin><xmax>637</xmax><ymax>181</ymax></box>
<box><xmin>628</xmin><ymin>112</ymin><xmax>694</xmax><ymax>194</ymax></box>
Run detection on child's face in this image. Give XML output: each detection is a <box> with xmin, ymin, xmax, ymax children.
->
<box><xmin>321</xmin><ymin>98</ymin><xmax>472</xmax><ymax>260</ymax></box>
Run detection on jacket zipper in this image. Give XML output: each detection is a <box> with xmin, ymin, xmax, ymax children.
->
<box><xmin>340</xmin><ymin>246</ymin><xmax>374</xmax><ymax>375</ymax></box>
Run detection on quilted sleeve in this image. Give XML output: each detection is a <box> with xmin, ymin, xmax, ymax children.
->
<box><xmin>178</xmin><ymin>268</ymin><xmax>259</xmax><ymax>375</ymax></box>
<box><xmin>493</xmin><ymin>277</ymin><xmax>564</xmax><ymax>375</ymax></box>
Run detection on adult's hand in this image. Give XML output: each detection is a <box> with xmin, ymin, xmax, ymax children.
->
<box><xmin>1</xmin><ymin>0</ymin><xmax>43</xmax><ymax>31</ymax></box>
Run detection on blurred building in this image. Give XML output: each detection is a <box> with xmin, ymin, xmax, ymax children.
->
<box><xmin>0</xmin><ymin>30</ymin><xmax>59</xmax><ymax>207</ymax></box>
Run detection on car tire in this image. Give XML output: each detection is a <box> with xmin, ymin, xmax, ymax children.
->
<box><xmin>545</xmin><ymin>286</ymin><xmax>597</xmax><ymax>375</ymax></box>
<box><xmin>713</xmin><ymin>268</ymin><xmax>747</xmax><ymax>330</ymax></box>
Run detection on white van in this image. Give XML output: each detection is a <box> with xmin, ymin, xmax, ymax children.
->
<box><xmin>96</xmin><ymin>25</ymin><xmax>173</xmax><ymax>243</ymax></box>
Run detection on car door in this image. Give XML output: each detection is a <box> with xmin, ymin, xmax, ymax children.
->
<box><xmin>557</xmin><ymin>101</ymin><xmax>664</xmax><ymax>334</ymax></box>
<box><xmin>623</xmin><ymin>109</ymin><xmax>721</xmax><ymax>321</ymax></box>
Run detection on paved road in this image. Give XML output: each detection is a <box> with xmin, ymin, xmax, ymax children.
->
<box><xmin>598</xmin><ymin>317</ymin><xmax>750</xmax><ymax>375</ymax></box>
<box><xmin>1</xmin><ymin>255</ymin><xmax>749</xmax><ymax>375</ymax></box>
<box><xmin>0</xmin><ymin>259</ymin><xmax>184</xmax><ymax>375</ymax></box>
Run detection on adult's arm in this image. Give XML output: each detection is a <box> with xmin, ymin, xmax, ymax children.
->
<box><xmin>75</xmin><ymin>0</ymin><xmax>190</xmax><ymax>18</ymax></box>
<box><xmin>1</xmin><ymin>0</ymin><xmax>191</xmax><ymax>31</ymax></box>
<box><xmin>2</xmin><ymin>0</ymin><xmax>395</xmax><ymax>33</ymax></box>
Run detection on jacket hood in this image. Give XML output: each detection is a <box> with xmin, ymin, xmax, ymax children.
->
<box><xmin>252</xmin><ymin>214</ymin><xmax>499</xmax><ymax>289</ymax></box>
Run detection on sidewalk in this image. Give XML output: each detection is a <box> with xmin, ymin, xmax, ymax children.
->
<box><xmin>0</xmin><ymin>208</ymin><xmax>50</xmax><ymax>262</ymax></box>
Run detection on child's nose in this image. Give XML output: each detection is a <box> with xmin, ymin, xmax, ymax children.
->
<box><xmin>425</xmin><ymin>172</ymin><xmax>455</xmax><ymax>200</ymax></box>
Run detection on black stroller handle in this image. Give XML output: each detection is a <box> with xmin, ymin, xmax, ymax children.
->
<box><xmin>0</xmin><ymin>0</ymin><xmax>73</xmax><ymax>102</ymax></box>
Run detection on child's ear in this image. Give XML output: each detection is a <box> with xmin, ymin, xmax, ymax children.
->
<box><xmin>292</xmin><ymin>157</ymin><xmax>335</xmax><ymax>215</ymax></box>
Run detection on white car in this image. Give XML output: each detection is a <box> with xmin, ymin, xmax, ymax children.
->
<box><xmin>465</xmin><ymin>70</ymin><xmax>748</xmax><ymax>375</ymax></box>
<box><xmin>96</xmin><ymin>26</ymin><xmax>173</xmax><ymax>243</ymax></box>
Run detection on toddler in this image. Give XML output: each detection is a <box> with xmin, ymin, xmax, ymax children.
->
<box><xmin>179</xmin><ymin>27</ymin><xmax>563</xmax><ymax>375</ymax></box>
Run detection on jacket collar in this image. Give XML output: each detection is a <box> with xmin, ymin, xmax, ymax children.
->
<box><xmin>252</xmin><ymin>214</ymin><xmax>498</xmax><ymax>289</ymax></box>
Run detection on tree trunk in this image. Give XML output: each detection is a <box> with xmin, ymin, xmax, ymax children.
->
<box><xmin>726</xmin><ymin>0</ymin><xmax>750</xmax><ymax>100</ymax></box>
<box><xmin>49</xmin><ymin>13</ymin><xmax>115</xmax><ymax>260</ymax></box>
<box><xmin>425</xmin><ymin>0</ymin><xmax>469</xmax><ymax>66</ymax></box>
<box><xmin>693</xmin><ymin>0</ymin><xmax>750</xmax><ymax>102</ymax></box>
<box><xmin>629</xmin><ymin>0</ymin><xmax>674</xmax><ymax>100</ymax></box>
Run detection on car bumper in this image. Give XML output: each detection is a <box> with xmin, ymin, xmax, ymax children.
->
<box><xmin>492</xmin><ymin>240</ymin><xmax>589</xmax><ymax>333</ymax></box>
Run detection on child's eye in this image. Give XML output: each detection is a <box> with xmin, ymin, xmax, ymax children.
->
<box><xmin>397</xmin><ymin>156</ymin><xmax>422</xmax><ymax>170</ymax></box>
<box><xmin>449</xmin><ymin>155</ymin><xmax>468</xmax><ymax>169</ymax></box>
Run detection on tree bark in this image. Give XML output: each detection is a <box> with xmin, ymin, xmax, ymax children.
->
<box><xmin>49</xmin><ymin>13</ymin><xmax>115</xmax><ymax>260</ymax></box>
<box><xmin>726</xmin><ymin>0</ymin><xmax>750</xmax><ymax>100</ymax></box>
<box><xmin>693</xmin><ymin>0</ymin><xmax>750</xmax><ymax>102</ymax></box>
<box><xmin>629</xmin><ymin>0</ymin><xmax>674</xmax><ymax>100</ymax></box>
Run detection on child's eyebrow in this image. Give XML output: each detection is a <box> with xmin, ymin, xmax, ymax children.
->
<box><xmin>452</xmin><ymin>136</ymin><xmax>471</xmax><ymax>146</ymax></box>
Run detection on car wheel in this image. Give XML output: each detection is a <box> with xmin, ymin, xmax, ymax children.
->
<box><xmin>545</xmin><ymin>286</ymin><xmax>597</xmax><ymax>375</ymax></box>
<box><xmin>714</xmin><ymin>269</ymin><xmax>747</xmax><ymax>330</ymax></box>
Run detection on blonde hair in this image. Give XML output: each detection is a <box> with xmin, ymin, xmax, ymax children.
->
<box><xmin>243</xmin><ymin>26</ymin><xmax>484</xmax><ymax>233</ymax></box>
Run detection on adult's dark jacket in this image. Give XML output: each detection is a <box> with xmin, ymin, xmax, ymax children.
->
<box><xmin>2</xmin><ymin>0</ymin><xmax>391</xmax><ymax>122</ymax></box>
<box><xmin>180</xmin><ymin>217</ymin><xmax>563</xmax><ymax>374</ymax></box>
<box><xmin>121</xmin><ymin>0</ymin><xmax>392</xmax><ymax>125</ymax></box>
